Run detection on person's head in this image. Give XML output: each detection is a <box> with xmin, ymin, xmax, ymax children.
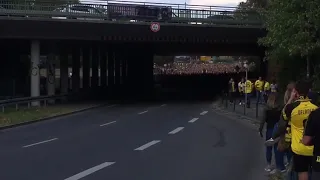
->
<box><xmin>230</xmin><ymin>78</ymin><xmax>234</xmax><ymax>82</ymax></box>
<box><xmin>294</xmin><ymin>80</ymin><xmax>312</xmax><ymax>98</ymax></box>
<box><xmin>258</xmin><ymin>76</ymin><xmax>262</xmax><ymax>80</ymax></box>
<box><xmin>241</xmin><ymin>77</ymin><xmax>245</xmax><ymax>82</ymax></box>
<box><xmin>267</xmin><ymin>93</ymin><xmax>279</xmax><ymax>108</ymax></box>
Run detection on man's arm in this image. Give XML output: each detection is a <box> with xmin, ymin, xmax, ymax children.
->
<box><xmin>272</xmin><ymin>104</ymin><xmax>293</xmax><ymax>139</ymax></box>
<box><xmin>302</xmin><ymin>110</ymin><xmax>318</xmax><ymax>146</ymax></box>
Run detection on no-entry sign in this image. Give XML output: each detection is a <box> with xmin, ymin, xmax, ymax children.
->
<box><xmin>150</xmin><ymin>22</ymin><xmax>160</xmax><ymax>32</ymax></box>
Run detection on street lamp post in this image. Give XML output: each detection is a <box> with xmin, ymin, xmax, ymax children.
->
<box><xmin>243</xmin><ymin>61</ymin><xmax>248</xmax><ymax>115</ymax></box>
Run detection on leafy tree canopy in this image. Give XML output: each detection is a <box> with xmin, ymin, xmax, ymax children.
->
<box><xmin>259</xmin><ymin>0</ymin><xmax>320</xmax><ymax>57</ymax></box>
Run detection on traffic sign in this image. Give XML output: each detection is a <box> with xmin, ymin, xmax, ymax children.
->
<box><xmin>150</xmin><ymin>22</ymin><xmax>160</xmax><ymax>32</ymax></box>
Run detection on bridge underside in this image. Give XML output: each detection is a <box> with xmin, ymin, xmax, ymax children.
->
<box><xmin>0</xmin><ymin>18</ymin><xmax>266</xmax><ymax>102</ymax></box>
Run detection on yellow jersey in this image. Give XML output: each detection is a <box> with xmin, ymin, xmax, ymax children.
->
<box><xmin>282</xmin><ymin>97</ymin><xmax>318</xmax><ymax>156</ymax></box>
<box><xmin>264</xmin><ymin>81</ymin><xmax>270</xmax><ymax>91</ymax></box>
<box><xmin>244</xmin><ymin>80</ymin><xmax>253</xmax><ymax>94</ymax></box>
<box><xmin>255</xmin><ymin>80</ymin><xmax>264</xmax><ymax>91</ymax></box>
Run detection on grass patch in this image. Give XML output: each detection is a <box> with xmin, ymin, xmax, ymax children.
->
<box><xmin>0</xmin><ymin>106</ymin><xmax>82</xmax><ymax>127</ymax></box>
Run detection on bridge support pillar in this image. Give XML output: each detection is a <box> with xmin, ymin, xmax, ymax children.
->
<box><xmin>72</xmin><ymin>45</ymin><xmax>80</xmax><ymax>93</ymax></box>
<box><xmin>91</xmin><ymin>44</ymin><xmax>99</xmax><ymax>88</ymax></box>
<box><xmin>30</xmin><ymin>40</ymin><xmax>40</xmax><ymax>106</ymax></box>
<box><xmin>121</xmin><ymin>54</ymin><xmax>127</xmax><ymax>86</ymax></box>
<box><xmin>100</xmin><ymin>45</ymin><xmax>107</xmax><ymax>88</ymax></box>
<box><xmin>115</xmin><ymin>52</ymin><xmax>121</xmax><ymax>87</ymax></box>
<box><xmin>46</xmin><ymin>50</ymin><xmax>56</xmax><ymax>104</ymax></box>
<box><xmin>60</xmin><ymin>48</ymin><xmax>69</xmax><ymax>96</ymax></box>
<box><xmin>82</xmin><ymin>45</ymin><xmax>90</xmax><ymax>90</ymax></box>
<box><xmin>108</xmin><ymin>51</ymin><xmax>115</xmax><ymax>96</ymax></box>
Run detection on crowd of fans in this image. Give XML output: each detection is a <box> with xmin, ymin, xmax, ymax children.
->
<box><xmin>228</xmin><ymin>77</ymin><xmax>320</xmax><ymax>180</ymax></box>
<box><xmin>153</xmin><ymin>61</ymin><xmax>254</xmax><ymax>75</ymax></box>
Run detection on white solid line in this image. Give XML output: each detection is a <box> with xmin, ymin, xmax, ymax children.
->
<box><xmin>134</xmin><ymin>140</ymin><xmax>161</xmax><ymax>151</ymax></box>
<box><xmin>200</xmin><ymin>111</ymin><xmax>208</xmax><ymax>115</ymax></box>
<box><xmin>64</xmin><ymin>161</ymin><xmax>115</xmax><ymax>180</ymax></box>
<box><xmin>168</xmin><ymin>127</ymin><xmax>184</xmax><ymax>134</ymax></box>
<box><xmin>100</xmin><ymin>121</ymin><xmax>116</xmax><ymax>127</ymax></box>
<box><xmin>160</xmin><ymin>104</ymin><xmax>166</xmax><ymax>107</ymax></box>
<box><xmin>188</xmin><ymin>118</ymin><xmax>199</xmax><ymax>123</ymax></box>
<box><xmin>22</xmin><ymin>138</ymin><xmax>58</xmax><ymax>148</ymax></box>
<box><xmin>138</xmin><ymin>110</ymin><xmax>148</xmax><ymax>115</ymax></box>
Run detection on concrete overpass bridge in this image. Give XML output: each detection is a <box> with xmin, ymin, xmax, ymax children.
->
<box><xmin>0</xmin><ymin>0</ymin><xmax>266</xmax><ymax>102</ymax></box>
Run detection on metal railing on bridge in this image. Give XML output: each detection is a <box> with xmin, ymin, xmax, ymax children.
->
<box><xmin>0</xmin><ymin>0</ymin><xmax>262</xmax><ymax>26</ymax></box>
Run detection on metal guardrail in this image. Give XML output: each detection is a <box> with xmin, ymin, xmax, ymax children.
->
<box><xmin>0</xmin><ymin>94</ymin><xmax>68</xmax><ymax>112</ymax></box>
<box><xmin>0</xmin><ymin>0</ymin><xmax>262</xmax><ymax>25</ymax></box>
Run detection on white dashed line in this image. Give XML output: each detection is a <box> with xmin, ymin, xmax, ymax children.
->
<box><xmin>160</xmin><ymin>104</ymin><xmax>166</xmax><ymax>107</ymax></box>
<box><xmin>138</xmin><ymin>110</ymin><xmax>148</xmax><ymax>115</ymax></box>
<box><xmin>134</xmin><ymin>140</ymin><xmax>161</xmax><ymax>151</ymax></box>
<box><xmin>22</xmin><ymin>138</ymin><xmax>58</xmax><ymax>148</ymax></box>
<box><xmin>100</xmin><ymin>121</ymin><xmax>117</xmax><ymax>127</ymax></box>
<box><xmin>188</xmin><ymin>118</ymin><xmax>199</xmax><ymax>123</ymax></box>
<box><xmin>64</xmin><ymin>161</ymin><xmax>116</xmax><ymax>180</ymax></box>
<box><xmin>168</xmin><ymin>127</ymin><xmax>184</xmax><ymax>135</ymax></box>
<box><xmin>200</xmin><ymin>111</ymin><xmax>208</xmax><ymax>115</ymax></box>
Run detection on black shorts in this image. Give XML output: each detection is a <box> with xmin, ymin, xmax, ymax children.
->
<box><xmin>292</xmin><ymin>153</ymin><xmax>312</xmax><ymax>172</ymax></box>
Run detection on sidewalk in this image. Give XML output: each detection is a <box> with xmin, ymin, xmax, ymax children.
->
<box><xmin>0</xmin><ymin>102</ymin><xmax>106</xmax><ymax>128</ymax></box>
<box><xmin>220</xmin><ymin>99</ymin><xmax>265</xmax><ymax>120</ymax></box>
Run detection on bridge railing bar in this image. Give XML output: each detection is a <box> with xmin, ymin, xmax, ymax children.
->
<box><xmin>0</xmin><ymin>94</ymin><xmax>68</xmax><ymax>112</ymax></box>
<box><xmin>0</xmin><ymin>0</ymin><xmax>261</xmax><ymax>25</ymax></box>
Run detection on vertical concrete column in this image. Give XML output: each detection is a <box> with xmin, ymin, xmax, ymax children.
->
<box><xmin>47</xmin><ymin>52</ymin><xmax>56</xmax><ymax>104</ymax></box>
<box><xmin>82</xmin><ymin>45</ymin><xmax>90</xmax><ymax>89</ymax></box>
<box><xmin>108</xmin><ymin>51</ymin><xmax>115</xmax><ymax>88</ymax></box>
<box><xmin>60</xmin><ymin>48</ymin><xmax>69</xmax><ymax>95</ymax></box>
<box><xmin>72</xmin><ymin>45</ymin><xmax>80</xmax><ymax>93</ymax></box>
<box><xmin>30</xmin><ymin>40</ymin><xmax>40</xmax><ymax>106</ymax></box>
<box><xmin>91</xmin><ymin>45</ymin><xmax>99</xmax><ymax>88</ymax></box>
<box><xmin>114</xmin><ymin>52</ymin><xmax>121</xmax><ymax>87</ymax></box>
<box><xmin>121</xmin><ymin>54</ymin><xmax>127</xmax><ymax>85</ymax></box>
<box><xmin>100</xmin><ymin>45</ymin><xmax>107</xmax><ymax>87</ymax></box>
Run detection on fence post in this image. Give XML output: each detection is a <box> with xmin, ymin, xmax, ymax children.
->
<box><xmin>233</xmin><ymin>99</ymin><xmax>235</xmax><ymax>111</ymax></box>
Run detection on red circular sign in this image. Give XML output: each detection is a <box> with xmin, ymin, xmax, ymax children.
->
<box><xmin>150</xmin><ymin>22</ymin><xmax>160</xmax><ymax>32</ymax></box>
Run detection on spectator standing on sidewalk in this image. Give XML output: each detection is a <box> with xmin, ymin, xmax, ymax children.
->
<box><xmin>244</xmin><ymin>78</ymin><xmax>253</xmax><ymax>108</ymax></box>
<box><xmin>238</xmin><ymin>78</ymin><xmax>245</xmax><ymax>105</ymax></box>
<box><xmin>259</xmin><ymin>93</ymin><xmax>285</xmax><ymax>173</ymax></box>
<box><xmin>264</xmin><ymin>80</ymin><xmax>271</xmax><ymax>103</ymax></box>
<box><xmin>255</xmin><ymin>77</ymin><xmax>264</xmax><ymax>104</ymax></box>
<box><xmin>302</xmin><ymin>107</ymin><xmax>320</xmax><ymax>179</ymax></box>
<box><xmin>271</xmin><ymin>80</ymin><xmax>278</xmax><ymax>93</ymax></box>
<box><xmin>272</xmin><ymin>81</ymin><xmax>317</xmax><ymax>180</ymax></box>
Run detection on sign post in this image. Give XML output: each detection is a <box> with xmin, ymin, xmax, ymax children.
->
<box><xmin>150</xmin><ymin>22</ymin><xmax>160</xmax><ymax>32</ymax></box>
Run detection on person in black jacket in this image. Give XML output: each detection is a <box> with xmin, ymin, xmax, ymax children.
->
<box><xmin>259</xmin><ymin>93</ymin><xmax>286</xmax><ymax>173</ymax></box>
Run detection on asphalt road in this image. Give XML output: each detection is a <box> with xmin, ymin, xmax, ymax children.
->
<box><xmin>0</xmin><ymin>101</ymin><xmax>267</xmax><ymax>180</ymax></box>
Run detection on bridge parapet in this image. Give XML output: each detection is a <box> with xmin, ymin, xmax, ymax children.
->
<box><xmin>0</xmin><ymin>0</ymin><xmax>262</xmax><ymax>26</ymax></box>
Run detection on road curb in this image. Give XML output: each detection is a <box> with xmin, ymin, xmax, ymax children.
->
<box><xmin>0</xmin><ymin>103</ymin><xmax>111</xmax><ymax>131</ymax></box>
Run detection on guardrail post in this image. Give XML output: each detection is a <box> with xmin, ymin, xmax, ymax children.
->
<box><xmin>15</xmin><ymin>104</ymin><xmax>18</xmax><ymax>111</ymax></box>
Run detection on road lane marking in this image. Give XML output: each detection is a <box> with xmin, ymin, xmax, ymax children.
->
<box><xmin>168</xmin><ymin>127</ymin><xmax>184</xmax><ymax>134</ymax></box>
<box><xmin>134</xmin><ymin>140</ymin><xmax>161</xmax><ymax>151</ymax></box>
<box><xmin>138</xmin><ymin>110</ymin><xmax>148</xmax><ymax>115</ymax></box>
<box><xmin>188</xmin><ymin>118</ymin><xmax>199</xmax><ymax>123</ymax></box>
<box><xmin>64</xmin><ymin>161</ymin><xmax>115</xmax><ymax>180</ymax></box>
<box><xmin>22</xmin><ymin>138</ymin><xmax>58</xmax><ymax>148</ymax></box>
<box><xmin>200</xmin><ymin>111</ymin><xmax>208</xmax><ymax>115</ymax></box>
<box><xmin>160</xmin><ymin>104</ymin><xmax>166</xmax><ymax>107</ymax></box>
<box><xmin>100</xmin><ymin>121</ymin><xmax>116</xmax><ymax>127</ymax></box>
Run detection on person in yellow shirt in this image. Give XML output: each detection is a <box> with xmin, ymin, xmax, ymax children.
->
<box><xmin>264</xmin><ymin>80</ymin><xmax>271</xmax><ymax>103</ymax></box>
<box><xmin>238</xmin><ymin>78</ymin><xmax>245</xmax><ymax>105</ymax></box>
<box><xmin>244</xmin><ymin>78</ymin><xmax>253</xmax><ymax>108</ymax></box>
<box><xmin>255</xmin><ymin>77</ymin><xmax>264</xmax><ymax>104</ymax></box>
<box><xmin>270</xmin><ymin>81</ymin><xmax>317</xmax><ymax>180</ymax></box>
